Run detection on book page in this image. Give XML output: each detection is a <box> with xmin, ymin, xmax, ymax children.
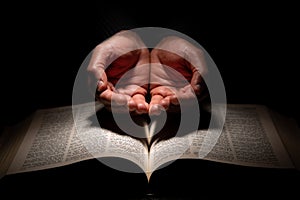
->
<box><xmin>151</xmin><ymin>104</ymin><xmax>294</xmax><ymax>172</ymax></box>
<box><xmin>74</xmin><ymin>102</ymin><xmax>148</xmax><ymax>172</ymax></box>
<box><xmin>7</xmin><ymin>102</ymin><xmax>148</xmax><ymax>174</ymax></box>
<box><xmin>183</xmin><ymin>104</ymin><xmax>294</xmax><ymax>168</ymax></box>
<box><xmin>0</xmin><ymin>114</ymin><xmax>33</xmax><ymax>177</ymax></box>
<box><xmin>149</xmin><ymin>132</ymin><xmax>194</xmax><ymax>173</ymax></box>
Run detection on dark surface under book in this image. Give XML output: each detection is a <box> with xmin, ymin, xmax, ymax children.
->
<box><xmin>1</xmin><ymin>103</ymin><xmax>299</xmax><ymax>199</ymax></box>
<box><xmin>1</xmin><ymin>158</ymin><xmax>299</xmax><ymax>199</ymax></box>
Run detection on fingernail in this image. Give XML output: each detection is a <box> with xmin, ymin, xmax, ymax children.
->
<box><xmin>97</xmin><ymin>80</ymin><xmax>103</xmax><ymax>91</ymax></box>
<box><xmin>137</xmin><ymin>103</ymin><xmax>145</xmax><ymax>110</ymax></box>
<box><xmin>160</xmin><ymin>100</ymin><xmax>169</xmax><ymax>109</ymax></box>
<box><xmin>149</xmin><ymin>105</ymin><xmax>161</xmax><ymax>116</ymax></box>
<box><xmin>137</xmin><ymin>103</ymin><xmax>148</xmax><ymax>114</ymax></box>
<box><xmin>170</xmin><ymin>96</ymin><xmax>179</xmax><ymax>105</ymax></box>
<box><xmin>194</xmin><ymin>84</ymin><xmax>201</xmax><ymax>93</ymax></box>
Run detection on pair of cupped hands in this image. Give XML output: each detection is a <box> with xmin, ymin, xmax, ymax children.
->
<box><xmin>87</xmin><ymin>30</ymin><xmax>208</xmax><ymax>115</ymax></box>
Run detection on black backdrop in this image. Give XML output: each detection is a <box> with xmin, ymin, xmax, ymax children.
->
<box><xmin>1</xmin><ymin>2</ymin><xmax>299</xmax><ymax>199</ymax></box>
<box><xmin>1</xmin><ymin>2</ymin><xmax>299</xmax><ymax>126</ymax></box>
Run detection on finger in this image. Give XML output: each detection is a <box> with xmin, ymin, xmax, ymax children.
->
<box><xmin>99</xmin><ymin>92</ymin><xmax>131</xmax><ymax>113</ymax></box>
<box><xmin>190</xmin><ymin>70</ymin><xmax>206</xmax><ymax>95</ymax></box>
<box><xmin>96</xmin><ymin>70</ymin><xmax>108</xmax><ymax>92</ymax></box>
<box><xmin>131</xmin><ymin>94</ymin><xmax>148</xmax><ymax>114</ymax></box>
<box><xmin>117</xmin><ymin>86</ymin><xmax>148</xmax><ymax>112</ymax></box>
<box><xmin>98</xmin><ymin>89</ymin><xmax>115</xmax><ymax>104</ymax></box>
<box><xmin>169</xmin><ymin>87</ymin><xmax>192</xmax><ymax>105</ymax></box>
<box><xmin>88</xmin><ymin>68</ymin><xmax>108</xmax><ymax>94</ymax></box>
<box><xmin>150</xmin><ymin>86</ymin><xmax>172</xmax><ymax>98</ymax></box>
<box><xmin>160</xmin><ymin>96</ymin><xmax>170</xmax><ymax>110</ymax></box>
<box><xmin>128</xmin><ymin>98</ymin><xmax>137</xmax><ymax>112</ymax></box>
<box><xmin>149</xmin><ymin>94</ymin><xmax>165</xmax><ymax>115</ymax></box>
<box><xmin>168</xmin><ymin>88</ymin><xmax>200</xmax><ymax>113</ymax></box>
<box><xmin>97</xmin><ymin>89</ymin><xmax>113</xmax><ymax>106</ymax></box>
<box><xmin>177</xmin><ymin>86</ymin><xmax>199</xmax><ymax>101</ymax></box>
<box><xmin>169</xmin><ymin>95</ymin><xmax>180</xmax><ymax>105</ymax></box>
<box><xmin>99</xmin><ymin>89</ymin><xmax>130</xmax><ymax>107</ymax></box>
<box><xmin>112</xmin><ymin>93</ymin><xmax>130</xmax><ymax>106</ymax></box>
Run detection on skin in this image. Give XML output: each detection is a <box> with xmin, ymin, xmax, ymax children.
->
<box><xmin>87</xmin><ymin>30</ymin><xmax>150</xmax><ymax>114</ymax></box>
<box><xmin>149</xmin><ymin>36</ymin><xmax>208</xmax><ymax>115</ymax></box>
<box><xmin>88</xmin><ymin>32</ymin><xmax>208</xmax><ymax>115</ymax></box>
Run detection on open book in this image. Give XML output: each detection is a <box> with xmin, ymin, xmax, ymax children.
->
<box><xmin>1</xmin><ymin>102</ymin><xmax>299</xmax><ymax>181</ymax></box>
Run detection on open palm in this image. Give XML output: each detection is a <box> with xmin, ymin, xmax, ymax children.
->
<box><xmin>149</xmin><ymin>36</ymin><xmax>208</xmax><ymax>115</ymax></box>
<box><xmin>87</xmin><ymin>30</ymin><xmax>150</xmax><ymax>114</ymax></box>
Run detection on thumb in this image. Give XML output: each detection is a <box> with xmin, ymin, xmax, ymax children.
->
<box><xmin>190</xmin><ymin>70</ymin><xmax>203</xmax><ymax>95</ymax></box>
<box><xmin>96</xmin><ymin>70</ymin><xmax>108</xmax><ymax>92</ymax></box>
<box><xmin>87</xmin><ymin>68</ymin><xmax>108</xmax><ymax>94</ymax></box>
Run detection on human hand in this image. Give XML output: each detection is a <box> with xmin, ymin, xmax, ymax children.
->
<box><xmin>87</xmin><ymin>30</ymin><xmax>150</xmax><ymax>114</ymax></box>
<box><xmin>149</xmin><ymin>36</ymin><xmax>208</xmax><ymax>115</ymax></box>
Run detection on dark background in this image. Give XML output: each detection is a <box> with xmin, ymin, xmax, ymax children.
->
<box><xmin>1</xmin><ymin>2</ymin><xmax>299</xmax><ymax>126</ymax></box>
<box><xmin>1</xmin><ymin>2</ymin><xmax>299</xmax><ymax>199</ymax></box>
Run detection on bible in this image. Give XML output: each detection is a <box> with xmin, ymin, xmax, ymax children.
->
<box><xmin>0</xmin><ymin>102</ymin><xmax>299</xmax><ymax>181</ymax></box>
